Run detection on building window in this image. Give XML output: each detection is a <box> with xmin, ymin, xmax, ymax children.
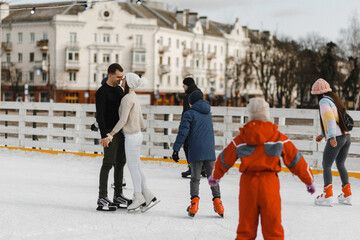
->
<box><xmin>176</xmin><ymin>57</ymin><xmax>179</xmax><ymax>67</ymax></box>
<box><xmin>196</xmin><ymin>43</ymin><xmax>199</xmax><ymax>51</ymax></box>
<box><xmin>202</xmin><ymin>43</ymin><xmax>204</xmax><ymax>51</ymax></box>
<box><xmin>201</xmin><ymin>78</ymin><xmax>204</xmax><ymax>86</ymax></box>
<box><xmin>93</xmin><ymin>73</ymin><xmax>97</xmax><ymax>82</ymax></box>
<box><xmin>196</xmin><ymin>77</ymin><xmax>199</xmax><ymax>85</ymax></box>
<box><xmin>221</xmin><ymin>46</ymin><xmax>223</xmax><ymax>54</ymax></box>
<box><xmin>176</xmin><ymin>39</ymin><xmax>179</xmax><ymax>48</ymax></box>
<box><xmin>220</xmin><ymin>63</ymin><xmax>223</xmax><ymax>70</ymax></box>
<box><xmin>42</xmin><ymin>72</ymin><xmax>47</xmax><ymax>82</ymax></box>
<box><xmin>43</xmin><ymin>32</ymin><xmax>48</xmax><ymax>40</ymax></box>
<box><xmin>135</xmin><ymin>35</ymin><xmax>143</xmax><ymax>48</ymax></box>
<box><xmin>103</xmin><ymin>54</ymin><xmax>110</xmax><ymax>63</ymax></box>
<box><xmin>159</xmin><ymin>36</ymin><xmax>163</xmax><ymax>45</ymax></box>
<box><xmin>6</xmin><ymin>33</ymin><xmax>10</xmax><ymax>43</ymax></box>
<box><xmin>68</xmin><ymin>51</ymin><xmax>79</xmax><ymax>61</ymax></box>
<box><xmin>167</xmin><ymin>75</ymin><xmax>171</xmax><ymax>85</ymax></box>
<box><xmin>6</xmin><ymin>53</ymin><xmax>11</xmax><ymax>62</ymax></box>
<box><xmin>115</xmin><ymin>54</ymin><xmax>119</xmax><ymax>63</ymax></box>
<box><xmin>102</xmin><ymin>73</ymin><xmax>106</xmax><ymax>79</ymax></box>
<box><xmin>214</xmin><ymin>45</ymin><xmax>217</xmax><ymax>53</ymax></box>
<box><xmin>70</xmin><ymin>32</ymin><xmax>77</xmax><ymax>43</ymax></box>
<box><xmin>116</xmin><ymin>34</ymin><xmax>119</xmax><ymax>43</ymax></box>
<box><xmin>69</xmin><ymin>72</ymin><xmax>77</xmax><ymax>81</ymax></box>
<box><xmin>18</xmin><ymin>72</ymin><xmax>22</xmax><ymax>82</ymax></box>
<box><xmin>208</xmin><ymin>44</ymin><xmax>211</xmax><ymax>52</ymax></box>
<box><xmin>94</xmin><ymin>33</ymin><xmax>97</xmax><ymax>42</ymax></box>
<box><xmin>183</xmin><ymin>59</ymin><xmax>186</xmax><ymax>67</ymax></box>
<box><xmin>29</xmin><ymin>72</ymin><xmax>34</xmax><ymax>82</ymax></box>
<box><xmin>176</xmin><ymin>76</ymin><xmax>179</xmax><ymax>85</ymax></box>
<box><xmin>183</xmin><ymin>41</ymin><xmax>186</xmax><ymax>49</ymax></box>
<box><xmin>168</xmin><ymin>57</ymin><xmax>171</xmax><ymax>65</ymax></box>
<box><xmin>103</xmin><ymin>34</ymin><xmax>110</xmax><ymax>43</ymax></box>
<box><xmin>65</xmin><ymin>92</ymin><xmax>79</xmax><ymax>103</ymax></box>
<box><xmin>214</xmin><ymin>62</ymin><xmax>217</xmax><ymax>69</ymax></box>
<box><xmin>18</xmin><ymin>32</ymin><xmax>23</xmax><ymax>44</ymax></box>
<box><xmin>18</xmin><ymin>53</ymin><xmax>22</xmax><ymax>62</ymax></box>
<box><xmin>133</xmin><ymin>51</ymin><xmax>145</xmax><ymax>63</ymax></box>
<box><xmin>30</xmin><ymin>32</ymin><xmax>35</xmax><ymax>43</ymax></box>
<box><xmin>29</xmin><ymin>52</ymin><xmax>34</xmax><ymax>62</ymax></box>
<box><xmin>196</xmin><ymin>59</ymin><xmax>199</xmax><ymax>68</ymax></box>
<box><xmin>93</xmin><ymin>54</ymin><xmax>97</xmax><ymax>63</ymax></box>
<box><xmin>168</xmin><ymin>38</ymin><xmax>171</xmax><ymax>47</ymax></box>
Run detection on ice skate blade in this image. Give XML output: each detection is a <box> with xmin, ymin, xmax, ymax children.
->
<box><xmin>338</xmin><ymin>200</ymin><xmax>352</xmax><ymax>205</ymax></box>
<box><xmin>114</xmin><ymin>203</ymin><xmax>128</xmax><ymax>209</ymax></box>
<box><xmin>96</xmin><ymin>206</ymin><xmax>117</xmax><ymax>211</ymax></box>
<box><xmin>141</xmin><ymin>200</ymin><xmax>161</xmax><ymax>213</ymax></box>
<box><xmin>314</xmin><ymin>202</ymin><xmax>332</xmax><ymax>207</ymax></box>
<box><xmin>127</xmin><ymin>203</ymin><xmax>146</xmax><ymax>213</ymax></box>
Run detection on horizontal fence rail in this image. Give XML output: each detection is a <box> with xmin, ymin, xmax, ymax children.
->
<box><xmin>0</xmin><ymin>101</ymin><xmax>359</xmax><ymax>172</ymax></box>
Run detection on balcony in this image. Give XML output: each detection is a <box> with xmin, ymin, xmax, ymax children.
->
<box><xmin>65</xmin><ymin>61</ymin><xmax>80</xmax><ymax>71</ymax></box>
<box><xmin>158</xmin><ymin>64</ymin><xmax>170</xmax><ymax>75</ymax></box>
<box><xmin>1</xmin><ymin>61</ymin><xmax>12</xmax><ymax>70</ymax></box>
<box><xmin>182</xmin><ymin>66</ymin><xmax>193</xmax><ymax>78</ymax></box>
<box><xmin>206</xmin><ymin>69</ymin><xmax>217</xmax><ymax>79</ymax></box>
<box><xmin>207</xmin><ymin>52</ymin><xmax>216</xmax><ymax>61</ymax></box>
<box><xmin>34</xmin><ymin>60</ymin><xmax>48</xmax><ymax>72</ymax></box>
<box><xmin>36</xmin><ymin>40</ymin><xmax>48</xmax><ymax>52</ymax></box>
<box><xmin>1</xmin><ymin>42</ymin><xmax>12</xmax><ymax>52</ymax></box>
<box><xmin>132</xmin><ymin>43</ymin><xmax>146</xmax><ymax>50</ymax></box>
<box><xmin>182</xmin><ymin>48</ymin><xmax>193</xmax><ymax>57</ymax></box>
<box><xmin>158</xmin><ymin>45</ymin><xmax>169</xmax><ymax>54</ymax></box>
<box><xmin>132</xmin><ymin>63</ymin><xmax>146</xmax><ymax>73</ymax></box>
<box><xmin>66</xmin><ymin>42</ymin><xmax>80</xmax><ymax>50</ymax></box>
<box><xmin>193</xmin><ymin>50</ymin><xmax>203</xmax><ymax>59</ymax></box>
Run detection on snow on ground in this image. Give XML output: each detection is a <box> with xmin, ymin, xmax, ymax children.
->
<box><xmin>0</xmin><ymin>148</ymin><xmax>359</xmax><ymax>240</ymax></box>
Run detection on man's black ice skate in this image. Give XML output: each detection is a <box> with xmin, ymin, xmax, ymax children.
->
<box><xmin>96</xmin><ymin>197</ymin><xmax>117</xmax><ymax>211</ymax></box>
<box><xmin>181</xmin><ymin>166</ymin><xmax>191</xmax><ymax>178</ymax></box>
<box><xmin>113</xmin><ymin>194</ymin><xmax>132</xmax><ymax>209</ymax></box>
<box><xmin>201</xmin><ymin>166</ymin><xmax>207</xmax><ymax>178</ymax></box>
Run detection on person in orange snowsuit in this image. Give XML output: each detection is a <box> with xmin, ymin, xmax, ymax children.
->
<box><xmin>208</xmin><ymin>98</ymin><xmax>315</xmax><ymax>240</ymax></box>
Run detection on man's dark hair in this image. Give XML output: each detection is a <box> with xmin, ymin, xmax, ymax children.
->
<box><xmin>107</xmin><ymin>63</ymin><xmax>123</xmax><ymax>74</ymax></box>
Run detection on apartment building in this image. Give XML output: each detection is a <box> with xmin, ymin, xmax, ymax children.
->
<box><xmin>0</xmin><ymin>0</ymin><xmax>265</xmax><ymax>104</ymax></box>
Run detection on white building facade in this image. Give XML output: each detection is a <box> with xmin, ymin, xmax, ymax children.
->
<box><xmin>0</xmin><ymin>0</ymin><xmax>266</xmax><ymax>104</ymax></box>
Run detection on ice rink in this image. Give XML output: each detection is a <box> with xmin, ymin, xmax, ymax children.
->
<box><xmin>0</xmin><ymin>148</ymin><xmax>359</xmax><ymax>240</ymax></box>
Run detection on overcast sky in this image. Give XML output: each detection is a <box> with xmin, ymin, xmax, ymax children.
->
<box><xmin>7</xmin><ymin>0</ymin><xmax>360</xmax><ymax>42</ymax></box>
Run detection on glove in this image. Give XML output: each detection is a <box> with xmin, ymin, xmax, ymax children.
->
<box><xmin>306</xmin><ymin>184</ymin><xmax>315</xmax><ymax>195</ymax></box>
<box><xmin>208</xmin><ymin>175</ymin><xmax>220</xmax><ymax>187</ymax></box>
<box><xmin>172</xmin><ymin>151</ymin><xmax>179</xmax><ymax>163</ymax></box>
<box><xmin>91</xmin><ymin>122</ymin><xmax>99</xmax><ymax>131</ymax></box>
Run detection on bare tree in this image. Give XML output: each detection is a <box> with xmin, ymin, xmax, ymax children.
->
<box><xmin>340</xmin><ymin>11</ymin><xmax>360</xmax><ymax>58</ymax></box>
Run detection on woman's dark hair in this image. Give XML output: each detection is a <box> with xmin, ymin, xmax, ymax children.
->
<box><xmin>317</xmin><ymin>91</ymin><xmax>348</xmax><ymax>135</ymax></box>
<box><xmin>107</xmin><ymin>63</ymin><xmax>123</xmax><ymax>75</ymax></box>
<box><xmin>124</xmin><ymin>81</ymin><xmax>130</xmax><ymax>95</ymax></box>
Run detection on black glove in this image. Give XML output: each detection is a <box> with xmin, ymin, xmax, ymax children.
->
<box><xmin>172</xmin><ymin>151</ymin><xmax>179</xmax><ymax>163</ymax></box>
<box><xmin>91</xmin><ymin>122</ymin><xmax>98</xmax><ymax>131</ymax></box>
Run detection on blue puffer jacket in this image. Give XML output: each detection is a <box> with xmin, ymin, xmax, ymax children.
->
<box><xmin>173</xmin><ymin>100</ymin><xmax>216</xmax><ymax>162</ymax></box>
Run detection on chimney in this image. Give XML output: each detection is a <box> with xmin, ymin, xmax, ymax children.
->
<box><xmin>188</xmin><ymin>12</ymin><xmax>198</xmax><ymax>27</ymax></box>
<box><xmin>199</xmin><ymin>16</ymin><xmax>209</xmax><ymax>30</ymax></box>
<box><xmin>0</xmin><ymin>3</ymin><xmax>9</xmax><ymax>23</ymax></box>
<box><xmin>175</xmin><ymin>10</ymin><xmax>186</xmax><ymax>26</ymax></box>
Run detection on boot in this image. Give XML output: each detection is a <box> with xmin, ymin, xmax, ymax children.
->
<box><xmin>315</xmin><ymin>183</ymin><xmax>333</xmax><ymax>206</ymax></box>
<box><xmin>142</xmin><ymin>189</ymin><xmax>157</xmax><ymax>207</ymax></box>
<box><xmin>213</xmin><ymin>197</ymin><xmax>224</xmax><ymax>217</ymax></box>
<box><xmin>127</xmin><ymin>192</ymin><xmax>146</xmax><ymax>211</ymax></box>
<box><xmin>181</xmin><ymin>165</ymin><xmax>191</xmax><ymax>178</ymax></box>
<box><xmin>96</xmin><ymin>197</ymin><xmax>117</xmax><ymax>211</ymax></box>
<box><xmin>338</xmin><ymin>183</ymin><xmax>352</xmax><ymax>205</ymax></box>
<box><xmin>113</xmin><ymin>193</ymin><xmax>132</xmax><ymax>208</ymax></box>
<box><xmin>187</xmin><ymin>196</ymin><xmax>199</xmax><ymax>217</ymax></box>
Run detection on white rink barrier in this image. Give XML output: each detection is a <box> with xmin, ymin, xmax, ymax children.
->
<box><xmin>0</xmin><ymin>101</ymin><xmax>359</xmax><ymax>172</ymax></box>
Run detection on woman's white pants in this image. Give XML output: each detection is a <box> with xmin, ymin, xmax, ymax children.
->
<box><xmin>124</xmin><ymin>132</ymin><xmax>148</xmax><ymax>193</ymax></box>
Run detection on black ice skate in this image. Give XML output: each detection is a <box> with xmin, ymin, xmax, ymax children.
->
<box><xmin>181</xmin><ymin>166</ymin><xmax>191</xmax><ymax>178</ymax></box>
<box><xmin>96</xmin><ymin>197</ymin><xmax>117</xmax><ymax>211</ymax></box>
<box><xmin>113</xmin><ymin>194</ymin><xmax>132</xmax><ymax>209</ymax></box>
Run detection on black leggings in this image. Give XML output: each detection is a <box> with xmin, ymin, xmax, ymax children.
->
<box><xmin>322</xmin><ymin>134</ymin><xmax>351</xmax><ymax>186</ymax></box>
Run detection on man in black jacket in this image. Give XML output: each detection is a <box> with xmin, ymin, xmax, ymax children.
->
<box><xmin>180</xmin><ymin>77</ymin><xmax>206</xmax><ymax>178</ymax></box>
<box><xmin>95</xmin><ymin>63</ymin><xmax>130</xmax><ymax>211</ymax></box>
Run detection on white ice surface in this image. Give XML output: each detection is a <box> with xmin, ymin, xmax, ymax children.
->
<box><xmin>0</xmin><ymin>148</ymin><xmax>359</xmax><ymax>240</ymax></box>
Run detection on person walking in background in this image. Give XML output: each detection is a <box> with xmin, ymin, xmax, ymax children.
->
<box><xmin>95</xmin><ymin>63</ymin><xmax>131</xmax><ymax>211</ymax></box>
<box><xmin>311</xmin><ymin>78</ymin><xmax>352</xmax><ymax>206</ymax></box>
<box><xmin>172</xmin><ymin>90</ymin><xmax>224</xmax><ymax>218</ymax></box>
<box><xmin>180</xmin><ymin>77</ymin><xmax>206</xmax><ymax>178</ymax></box>
<box><xmin>208</xmin><ymin>97</ymin><xmax>315</xmax><ymax>239</ymax></box>
<box><xmin>107</xmin><ymin>73</ymin><xmax>159</xmax><ymax>212</ymax></box>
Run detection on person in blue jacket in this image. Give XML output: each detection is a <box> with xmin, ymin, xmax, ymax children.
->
<box><xmin>172</xmin><ymin>90</ymin><xmax>224</xmax><ymax>217</ymax></box>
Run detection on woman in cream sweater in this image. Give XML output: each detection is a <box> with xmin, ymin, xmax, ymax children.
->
<box><xmin>107</xmin><ymin>73</ymin><xmax>159</xmax><ymax>211</ymax></box>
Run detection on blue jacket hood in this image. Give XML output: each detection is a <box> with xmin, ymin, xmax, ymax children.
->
<box><xmin>191</xmin><ymin>100</ymin><xmax>210</xmax><ymax>114</ymax></box>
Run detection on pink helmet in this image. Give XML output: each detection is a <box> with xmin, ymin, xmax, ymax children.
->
<box><xmin>311</xmin><ymin>78</ymin><xmax>332</xmax><ymax>95</ymax></box>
